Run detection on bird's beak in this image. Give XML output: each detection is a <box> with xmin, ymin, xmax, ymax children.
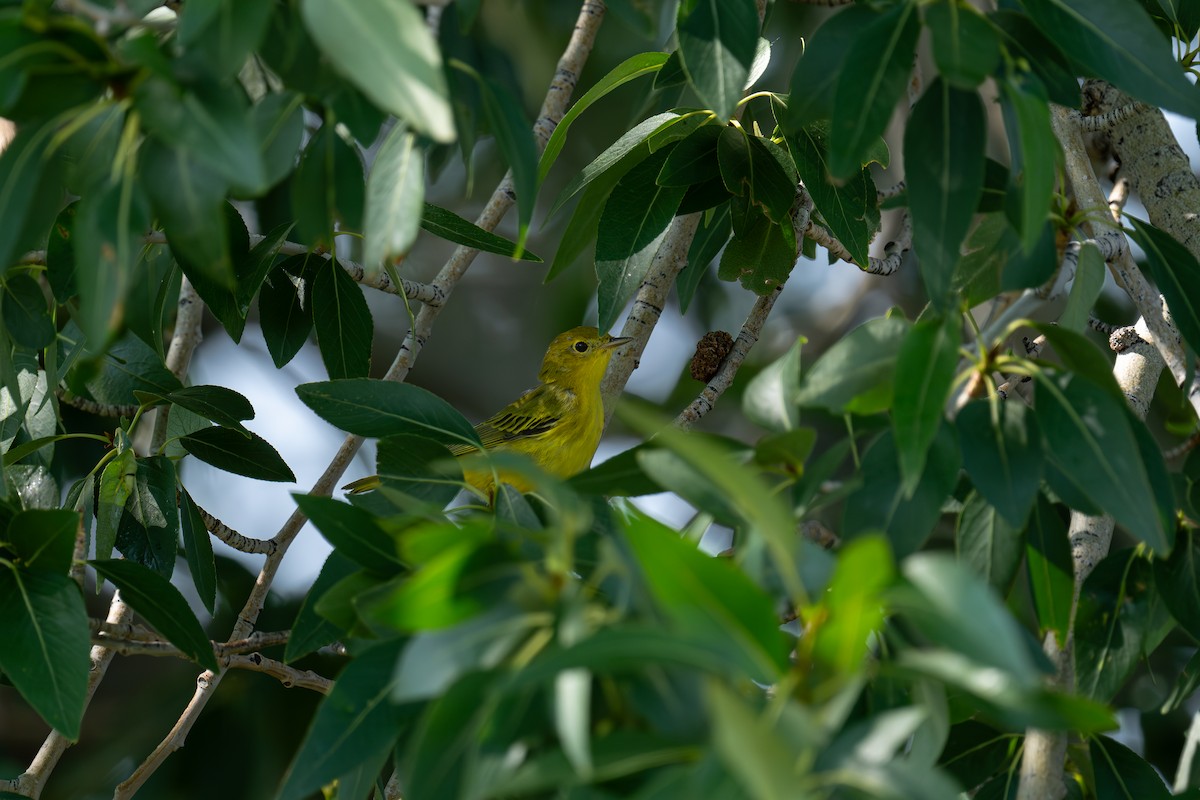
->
<box><xmin>600</xmin><ymin>336</ymin><xmax>633</xmax><ymax>350</ymax></box>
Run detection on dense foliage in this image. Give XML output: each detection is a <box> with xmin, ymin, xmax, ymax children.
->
<box><xmin>2</xmin><ymin>0</ymin><xmax>1200</xmax><ymax>797</ymax></box>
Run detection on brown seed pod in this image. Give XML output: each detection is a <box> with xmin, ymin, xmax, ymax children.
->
<box><xmin>690</xmin><ymin>330</ymin><xmax>734</xmax><ymax>382</ymax></box>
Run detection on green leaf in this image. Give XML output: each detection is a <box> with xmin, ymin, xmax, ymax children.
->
<box><xmin>400</xmin><ymin>671</ymin><xmax>494</xmax><ymax>800</ymax></box>
<box><xmin>312</xmin><ymin>258</ymin><xmax>373</xmax><ymax>380</ymax></box>
<box><xmin>180</xmin><ymin>426</ymin><xmax>296</xmax><ymax>483</ymax></box>
<box><xmin>90</xmin><ymin>559</ymin><xmax>218</xmax><ymax>671</ymax></box>
<box><xmin>783</xmin><ymin>6</ymin><xmax>874</xmax><ymax>129</ymax></box>
<box><xmin>989</xmin><ymin>11</ymin><xmax>1081</xmax><ymax>106</ymax></box>
<box><xmin>45</xmin><ymin>201</ymin><xmax>78</xmax><ymax>303</ymax></box>
<box><xmin>957</xmin><ymin>397</ymin><xmax>1043</xmax><ymax>528</ymax></box>
<box><xmin>658</xmin><ymin>123</ymin><xmax>723</xmax><ymax>188</ymax></box>
<box><xmin>7</xmin><ymin>509</ymin><xmax>78</xmax><ymax>575</ymax></box>
<box><xmin>706</xmin><ymin>681</ymin><xmax>802</xmax><ymax>800</ymax></box>
<box><xmin>292</xmin><ymin>494</ymin><xmax>404</xmax><ymax>575</ymax></box>
<box><xmin>238</xmin><ymin>90</ymin><xmax>305</xmax><ymax>196</ymax></box>
<box><xmin>96</xmin><ymin>447</ymin><xmax>137</xmax><ymax>563</ymax></box>
<box><xmin>717</xmin><ymin>212</ymin><xmax>796</xmax><ymax>295</ymax></box>
<box><xmin>235</xmin><ymin>221</ymin><xmax>294</xmax><ymax>311</ymax></box>
<box><xmin>676</xmin><ymin>0</ymin><xmax>759</xmax><ymax>121</ymax></box>
<box><xmin>1034</xmin><ymin>370</ymin><xmax>1171</xmax><ymax>553</ymax></box>
<box><xmin>786</xmin><ymin>121</ymin><xmax>879</xmax><ymax>267</ymax></box>
<box><xmin>621</xmin><ymin>510</ymin><xmax>790</xmax><ymax>683</ymax></box>
<box><xmin>1076</xmin><ymin>550</ymin><xmax>1174</xmax><ymax>701</ymax></box>
<box><xmin>895</xmin><ymin>552</ymin><xmax>1040</xmax><ymax>681</ymax></box>
<box><xmin>135</xmin><ymin>76</ymin><xmax>266</xmax><ymax>190</ymax></box>
<box><xmin>829</xmin><ymin>2</ymin><xmax>919</xmax><ymax>178</ymax></box>
<box><xmin>843</xmin><ymin>425</ymin><xmax>960</xmax><ymax>558</ymax></box>
<box><xmin>539</xmin><ymin>51</ymin><xmax>670</xmax><ymax>183</ymax></box>
<box><xmin>169</xmin><ymin>202</ymin><xmax>251</xmax><ymax>342</ymax></box>
<box><xmin>0</xmin><ymin>122</ymin><xmax>60</xmax><ymax>271</ymax></box>
<box><xmin>374</xmin><ymin>434</ymin><xmax>464</xmax><ymax>508</ymax></box>
<box><xmin>568</xmin><ymin>443</ymin><xmax>662</xmax><ymax>497</ymax></box>
<box><xmin>905</xmin><ymin>78</ymin><xmax>987</xmax><ymax>309</ymax></box>
<box><xmin>178</xmin><ymin>0</ymin><xmax>272</xmax><ymax>84</ymax></box>
<box><xmin>73</xmin><ymin>176</ymin><xmax>150</xmax><ymax>346</ymax></box>
<box><xmin>999</xmin><ymin>74</ymin><xmax>1057</xmax><ymax>254</ymax></box>
<box><xmin>595</xmin><ymin>148</ymin><xmax>687</xmax><ymax>331</ymax></box>
<box><xmin>285</xmin><ymin>549</ymin><xmax>358</xmax><ymax>663</ymax></box>
<box><xmin>0</xmin><ymin>566</ymin><xmax>89</xmax><ymax>740</ymax></box>
<box><xmin>159</xmin><ymin>385</ymin><xmax>254</xmax><ymax>434</ymax></box>
<box><xmin>473</xmin><ymin>71</ymin><xmax>538</xmax><ymax>255</ymax></box>
<box><xmin>677</xmin><ymin>202</ymin><xmax>732</xmax><ymax>313</ymax></box>
<box><xmin>742</xmin><ymin>336</ymin><xmax>803</xmax><ymax>433</ymax></box>
<box><xmin>260</xmin><ymin>255</ymin><xmax>316</xmax><ymax>369</ymax></box>
<box><xmin>1025</xmin><ymin>494</ymin><xmax>1073</xmax><ymax>643</ymax></box>
<box><xmin>893</xmin><ymin>315</ymin><xmax>961</xmax><ymax>496</ymax></box>
<box><xmin>290</xmin><ymin>125</ymin><xmax>364</xmax><ymax>249</ymax></box>
<box><xmin>140</xmin><ymin>137</ymin><xmax>232</xmax><ymax>290</ymax></box>
<box><xmin>421</xmin><ymin>203</ymin><xmax>542</xmax><ymax>262</ymax></box>
<box><xmin>363</xmin><ymin>124</ymin><xmax>423</xmax><ymax>275</ymax></box>
<box><xmin>810</xmin><ymin>535</ymin><xmax>895</xmax><ymax>674</ymax></box>
<box><xmin>296</xmin><ymin>379</ymin><xmax>480</xmax><ymax>447</ymax></box>
<box><xmin>925</xmin><ymin>2</ymin><xmax>1001</xmax><ymax>88</ymax></box>
<box><xmin>1091</xmin><ymin>735</ymin><xmax>1172</xmax><ymax>800</ymax></box>
<box><xmin>1059</xmin><ymin>241</ymin><xmax>1106</xmax><ymax>332</ymax></box>
<box><xmin>716</xmin><ymin>127</ymin><xmax>798</xmax><ymax>225</ymax></box>
<box><xmin>1022</xmin><ymin>0</ymin><xmax>1200</xmax><ymax>118</ymax></box>
<box><xmin>957</xmin><ymin>491</ymin><xmax>1023</xmax><ymax>593</ymax></box>
<box><xmin>113</xmin><ymin>455</ymin><xmax>179</xmax><ymax>578</ymax></box>
<box><xmin>794</xmin><ymin>315</ymin><xmax>910</xmax><ymax>415</ymax></box>
<box><xmin>3</xmin><ymin>272</ymin><xmax>53</xmax><ymax>350</ymax></box>
<box><xmin>179</xmin><ymin>488</ymin><xmax>216</xmax><ymax>617</ymax></box>
<box><xmin>1128</xmin><ymin>219</ymin><xmax>1200</xmax><ymax>358</ymax></box>
<box><xmin>299</xmin><ymin>0</ymin><xmax>453</xmax><ymax>142</ymax></box>
<box><xmin>1154</xmin><ymin>526</ymin><xmax>1200</xmax><ymax>641</ymax></box>
<box><xmin>278</xmin><ymin>640</ymin><xmax>407</xmax><ymax>800</ymax></box>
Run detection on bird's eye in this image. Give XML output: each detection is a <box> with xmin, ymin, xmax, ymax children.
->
<box><xmin>574</xmin><ymin>341</ymin><xmax>589</xmax><ymax>353</ymax></box>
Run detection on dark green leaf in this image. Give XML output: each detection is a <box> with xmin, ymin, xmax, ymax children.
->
<box><xmin>285</xmin><ymin>550</ymin><xmax>359</xmax><ymax>663</ymax></box>
<box><xmin>420</xmin><ymin>203</ymin><xmax>542</xmax><ymax>262</ymax></box>
<box><xmin>957</xmin><ymin>491</ymin><xmax>1024</xmax><ymax>593</ymax></box>
<box><xmin>260</xmin><ymin>255</ymin><xmax>316</xmax><ymax>369</ymax></box>
<box><xmin>73</xmin><ymin>177</ymin><xmax>150</xmax><ymax>346</ymax></box>
<box><xmin>794</xmin><ymin>315</ymin><xmax>910</xmax><ymax>414</ymax></box>
<box><xmin>783</xmin><ymin>6</ymin><xmax>874</xmax><ymax>129</ymax></box>
<box><xmin>179</xmin><ymin>488</ymin><xmax>216</xmax><ymax>617</ymax></box>
<box><xmin>312</xmin><ymin>258</ymin><xmax>373</xmax><ymax>380</ymax></box>
<box><xmin>568</xmin><ymin>443</ymin><xmax>662</xmax><ymax>497</ymax></box>
<box><xmin>1022</xmin><ymin>0</ymin><xmax>1200</xmax><ymax>118</ymax></box>
<box><xmin>292</xmin><ymin>494</ymin><xmax>404</xmax><ymax>575</ymax></box>
<box><xmin>155</xmin><ymin>385</ymin><xmax>254</xmax><ymax>433</ymax></box>
<box><xmin>400</xmin><ymin>671</ymin><xmax>494</xmax><ymax>800</ymax></box>
<box><xmin>114</xmin><ymin>455</ymin><xmax>179</xmax><ymax>578</ymax></box>
<box><xmin>374</xmin><ymin>434</ymin><xmax>463</xmax><ymax>508</ymax></box>
<box><xmin>178</xmin><ymin>0</ymin><xmax>272</xmax><ymax>84</ymax></box>
<box><xmin>989</xmin><ymin>11</ymin><xmax>1081</xmax><ymax>106</ymax></box>
<box><xmin>717</xmin><ymin>212</ymin><xmax>796</xmax><ymax>295</ymax></box>
<box><xmin>45</xmin><ymin>201</ymin><xmax>78</xmax><ymax>302</ymax></box>
<box><xmin>73</xmin><ymin>327</ymin><xmax>182</xmax><ymax>406</ymax></box>
<box><xmin>829</xmin><ymin>2</ymin><xmax>919</xmax><ymax>178</ymax></box>
<box><xmin>1035</xmin><ymin>370</ymin><xmax>1171</xmax><ymax>553</ymax></box>
<box><xmin>296</xmin><ymin>379</ymin><xmax>480</xmax><ymax>447</ymax></box>
<box><xmin>787</xmin><ymin>121</ymin><xmax>879</xmax><ymax>267</ymax></box>
<box><xmin>657</xmin><ymin>123</ymin><xmax>722</xmax><ymax>187</ymax></box>
<box><xmin>3</xmin><ymin>273</ymin><xmax>53</xmax><ymax>350</ymax></box>
<box><xmin>6</xmin><ymin>509</ymin><xmax>77</xmax><ymax>575</ymax></box>
<box><xmin>1128</xmin><ymin>219</ymin><xmax>1200</xmax><ymax>358</ymax></box>
<box><xmin>90</xmin><ymin>559</ymin><xmax>218</xmax><ymax>671</ymax></box>
<box><xmin>239</xmin><ymin>90</ymin><xmax>305</xmax><ymax>195</ymax></box>
<box><xmin>476</xmin><ymin>74</ymin><xmax>537</xmax><ymax>255</ymax></box>
<box><xmin>677</xmin><ymin>202</ymin><xmax>731</xmax><ymax>313</ymax></box>
<box><xmin>291</xmin><ymin>125</ymin><xmax>365</xmax><ymax>249</ymax></box>
<box><xmin>957</xmin><ymin>397</ymin><xmax>1043</xmax><ymax>527</ymax></box>
<box><xmin>1090</xmin><ymin>735</ymin><xmax>1172</xmax><ymax>800</ymax></box>
<box><xmin>180</xmin><ymin>426</ymin><xmax>296</xmax><ymax>483</ymax></box>
<box><xmin>135</xmin><ymin>76</ymin><xmax>266</xmax><ymax>190</ymax></box>
<box><xmin>843</xmin><ymin>425</ymin><xmax>960</xmax><ymax>558</ymax></box>
<box><xmin>1154</xmin><ymin>526</ymin><xmax>1200</xmax><ymax>641</ymax></box>
<box><xmin>0</xmin><ymin>566</ymin><xmax>89</xmax><ymax>739</ymax></box>
<box><xmin>716</xmin><ymin>127</ymin><xmax>797</xmax><ymax>225</ymax></box>
<box><xmin>676</xmin><ymin>0</ymin><xmax>759</xmax><ymax>121</ymax></box>
<box><xmin>906</xmin><ymin>78</ymin><xmax>987</xmax><ymax>309</ymax></box>
<box><xmin>742</xmin><ymin>336</ymin><xmax>803</xmax><ymax>433</ymax></box>
<box><xmin>1025</xmin><ymin>494</ymin><xmax>1072</xmax><ymax>642</ymax></box>
<box><xmin>235</xmin><ymin>221</ymin><xmax>294</xmax><ymax>311</ymax></box>
<box><xmin>926</xmin><ymin>2</ymin><xmax>1001</xmax><ymax>88</ymax></box>
<box><xmin>999</xmin><ymin>74</ymin><xmax>1057</xmax><ymax>254</ymax></box>
<box><xmin>0</xmin><ymin>122</ymin><xmax>61</xmax><ymax>271</ymax></box>
<box><xmin>300</xmin><ymin>0</ymin><xmax>453</xmax><ymax>142</ymax></box>
<box><xmin>1076</xmin><ymin>550</ymin><xmax>1174</xmax><ymax>701</ymax></box>
<box><xmin>596</xmin><ymin>148</ymin><xmax>687</xmax><ymax>330</ymax></box>
<box><xmin>278</xmin><ymin>640</ymin><xmax>408</xmax><ymax>800</ymax></box>
<box><xmin>894</xmin><ymin>315</ymin><xmax>961</xmax><ymax>496</ymax></box>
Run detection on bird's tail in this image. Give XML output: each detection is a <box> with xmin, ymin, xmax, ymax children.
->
<box><xmin>342</xmin><ymin>475</ymin><xmax>381</xmax><ymax>494</ymax></box>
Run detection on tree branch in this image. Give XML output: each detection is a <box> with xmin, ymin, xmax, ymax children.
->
<box><xmin>193</xmin><ymin>501</ymin><xmax>276</xmax><ymax>555</ymax></box>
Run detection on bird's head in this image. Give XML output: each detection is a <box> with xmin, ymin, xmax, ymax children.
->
<box><xmin>538</xmin><ymin>326</ymin><xmax>632</xmax><ymax>386</ymax></box>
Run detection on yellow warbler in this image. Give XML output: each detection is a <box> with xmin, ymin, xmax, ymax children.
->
<box><xmin>344</xmin><ymin>326</ymin><xmax>631</xmax><ymax>500</ymax></box>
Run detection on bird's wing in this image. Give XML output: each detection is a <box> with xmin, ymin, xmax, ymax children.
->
<box><xmin>447</xmin><ymin>385</ymin><xmax>564</xmax><ymax>455</ymax></box>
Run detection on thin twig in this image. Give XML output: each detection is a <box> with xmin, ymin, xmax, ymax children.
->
<box><xmin>55</xmin><ymin>390</ymin><xmax>138</xmax><ymax>419</ymax></box>
<box><xmin>1070</xmin><ymin>101</ymin><xmax>1152</xmax><ymax>132</ymax></box>
<box><xmin>224</xmin><ymin>653</ymin><xmax>332</xmax><ymax>693</ymax></box>
<box><xmin>194</xmin><ymin>502</ymin><xmax>276</xmax><ymax>555</ymax></box>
